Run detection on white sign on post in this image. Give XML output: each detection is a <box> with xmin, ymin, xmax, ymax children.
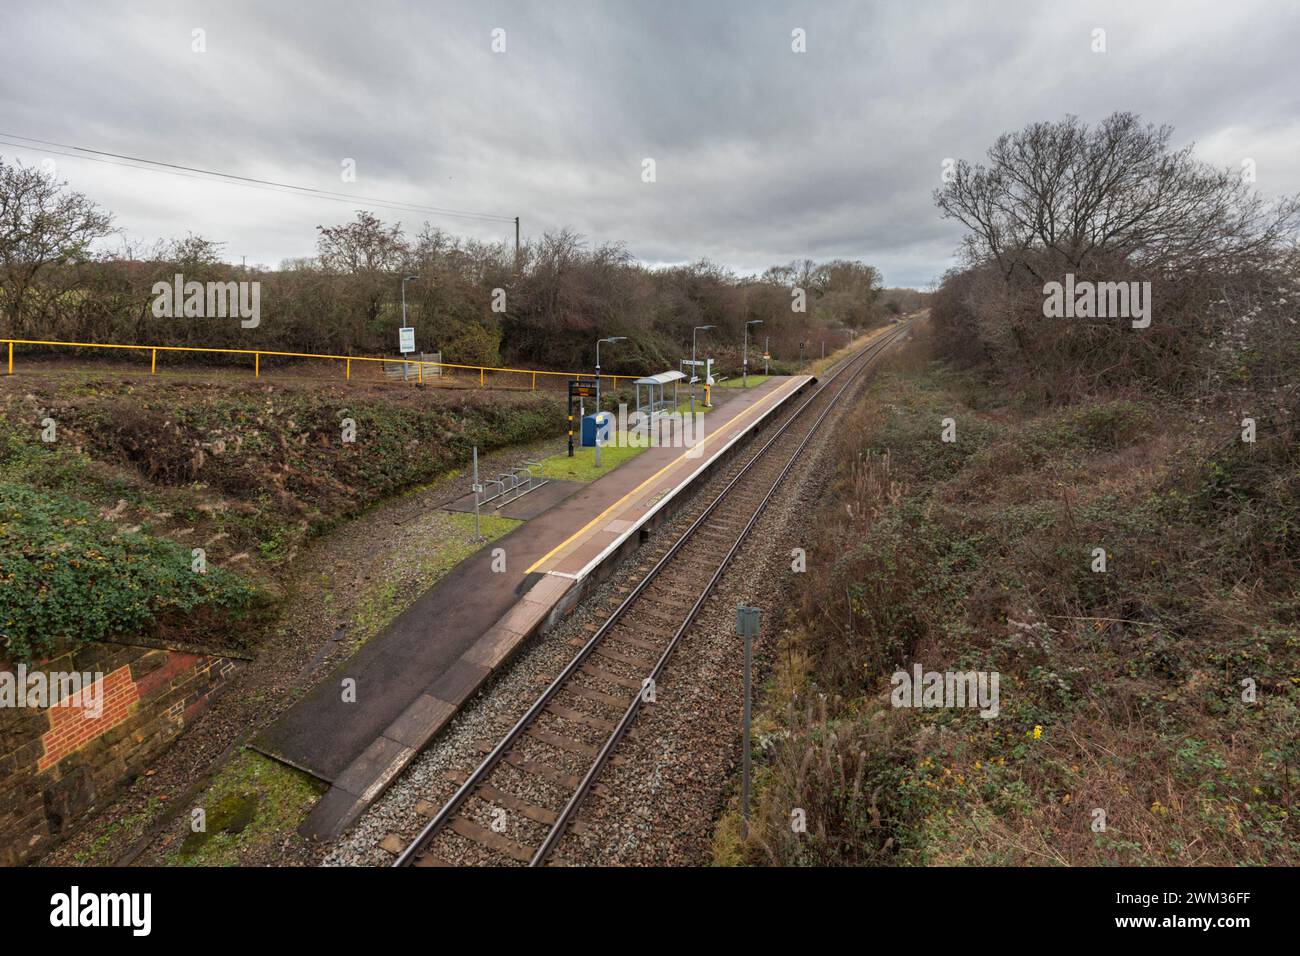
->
<box><xmin>398</xmin><ymin>327</ymin><xmax>416</xmax><ymax>354</ymax></box>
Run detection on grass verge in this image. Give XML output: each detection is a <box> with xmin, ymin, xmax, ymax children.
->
<box><xmin>717</xmin><ymin>375</ymin><xmax>771</xmax><ymax>389</ymax></box>
<box><xmin>532</xmin><ymin>443</ymin><xmax>648</xmax><ymax>482</ymax></box>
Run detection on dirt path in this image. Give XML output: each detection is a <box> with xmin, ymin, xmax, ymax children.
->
<box><xmin>41</xmin><ymin>434</ymin><xmax>568</xmax><ymax>867</ymax></box>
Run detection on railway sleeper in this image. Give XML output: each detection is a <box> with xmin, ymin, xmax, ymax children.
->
<box><xmin>639</xmin><ymin>591</ymin><xmax>697</xmax><ymax>615</ymax></box>
<box><xmin>447</xmin><ymin>814</ymin><xmax>539</xmax><ymax>864</ymax></box>
<box><xmin>527</xmin><ymin>726</ymin><xmax>602</xmax><ymax>758</ymax></box>
<box><xmin>592</xmin><ymin>644</ymin><xmax>655</xmax><ymax>670</ymax></box>
<box><xmin>545</xmin><ymin>702</ymin><xmax>618</xmax><ymax>733</ymax></box>
<box><xmin>579</xmin><ymin>663</ymin><xmax>645</xmax><ymax>692</ymax></box>
<box><xmin>624</xmin><ymin>605</ymin><xmax>690</xmax><ymax>632</ymax></box>
<box><xmin>564</xmin><ymin>681</ymin><xmax>631</xmax><ymax>709</ymax></box>
<box><xmin>606</xmin><ymin>632</ymin><xmax>667</xmax><ymax>653</ymax></box>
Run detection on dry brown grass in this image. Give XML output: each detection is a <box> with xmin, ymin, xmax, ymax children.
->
<box><xmin>742</xmin><ymin>322</ymin><xmax>1299</xmax><ymax>866</ymax></box>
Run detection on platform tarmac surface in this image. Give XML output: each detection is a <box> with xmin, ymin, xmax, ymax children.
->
<box><xmin>251</xmin><ymin>374</ymin><xmax>812</xmax><ymax>840</ymax></box>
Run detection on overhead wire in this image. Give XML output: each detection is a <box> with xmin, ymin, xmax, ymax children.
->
<box><xmin>0</xmin><ymin>132</ymin><xmax>516</xmax><ymax>224</ymax></box>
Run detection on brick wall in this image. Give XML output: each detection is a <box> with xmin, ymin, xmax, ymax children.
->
<box><xmin>0</xmin><ymin>643</ymin><xmax>239</xmax><ymax>866</ymax></box>
<box><xmin>38</xmin><ymin>666</ymin><xmax>140</xmax><ymax>771</ymax></box>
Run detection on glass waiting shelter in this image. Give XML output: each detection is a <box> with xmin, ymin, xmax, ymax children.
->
<box><xmin>634</xmin><ymin>370</ymin><xmax>686</xmax><ymax>418</ymax></box>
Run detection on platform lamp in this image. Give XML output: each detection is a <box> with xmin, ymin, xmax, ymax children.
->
<box><xmin>400</xmin><ymin>274</ymin><xmax>419</xmax><ymax>332</ymax></box>
<box><xmin>400</xmin><ymin>274</ymin><xmax>419</xmax><ymax>377</ymax></box>
<box><xmin>743</xmin><ymin>319</ymin><xmax>763</xmax><ymax>388</ymax></box>
<box><xmin>595</xmin><ymin>335</ymin><xmax>626</xmax><ymax>469</ymax></box>
<box><xmin>691</xmin><ymin>325</ymin><xmax>714</xmax><ymax>417</ymax></box>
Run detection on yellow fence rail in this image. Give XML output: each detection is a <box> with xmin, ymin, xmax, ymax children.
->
<box><xmin>1</xmin><ymin>338</ymin><xmax>636</xmax><ymax>391</ymax></box>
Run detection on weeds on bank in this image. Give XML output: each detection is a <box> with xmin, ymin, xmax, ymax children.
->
<box><xmin>736</xmin><ymin>330</ymin><xmax>1299</xmax><ymax>866</ymax></box>
<box><xmin>0</xmin><ymin>378</ymin><xmax>561</xmax><ymax>660</ymax></box>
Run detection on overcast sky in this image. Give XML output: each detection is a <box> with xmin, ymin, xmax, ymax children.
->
<box><xmin>3</xmin><ymin>0</ymin><xmax>1298</xmax><ymax>287</ymax></box>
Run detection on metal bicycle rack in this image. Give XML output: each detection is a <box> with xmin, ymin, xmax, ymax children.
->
<box><xmin>478</xmin><ymin>460</ymin><xmax>549</xmax><ymax>510</ymax></box>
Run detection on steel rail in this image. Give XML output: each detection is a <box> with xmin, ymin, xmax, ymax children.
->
<box><xmin>394</xmin><ymin>321</ymin><xmax>912</xmax><ymax>867</ymax></box>
<box><xmin>529</xmin><ymin>321</ymin><xmax>912</xmax><ymax>863</ymax></box>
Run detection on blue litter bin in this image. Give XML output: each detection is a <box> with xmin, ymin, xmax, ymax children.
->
<box><xmin>581</xmin><ymin>411</ymin><xmax>613</xmax><ymax>448</ymax></box>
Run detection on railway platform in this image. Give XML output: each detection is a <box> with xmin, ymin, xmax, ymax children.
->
<box><xmin>251</xmin><ymin>373</ymin><xmax>815</xmax><ymax>840</ymax></box>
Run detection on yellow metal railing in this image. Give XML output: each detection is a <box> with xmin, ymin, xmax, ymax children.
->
<box><xmin>1</xmin><ymin>338</ymin><xmax>635</xmax><ymax>391</ymax></box>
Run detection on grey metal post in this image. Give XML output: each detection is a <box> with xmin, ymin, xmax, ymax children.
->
<box><xmin>743</xmin><ymin>622</ymin><xmax>752</xmax><ymax>839</ymax></box>
<box><xmin>400</xmin><ymin>274</ymin><xmax>418</xmax><ymax>380</ymax></box>
<box><xmin>764</xmin><ymin>335</ymin><xmax>769</xmax><ymax>376</ymax></box>
<box><xmin>736</xmin><ymin>605</ymin><xmax>759</xmax><ymax>839</ymax></box>
<box><xmin>744</xmin><ymin>320</ymin><xmax>762</xmax><ymax>388</ymax></box>
<box><xmin>691</xmin><ymin>325</ymin><xmax>713</xmax><ymax>417</ymax></box>
<box><xmin>472</xmin><ymin>446</ymin><xmax>481</xmax><ymax>540</ymax></box>
<box><xmin>594</xmin><ymin>336</ymin><xmax>625</xmax><ymax>469</ymax></box>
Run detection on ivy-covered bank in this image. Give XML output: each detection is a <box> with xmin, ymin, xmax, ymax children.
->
<box><xmin>0</xmin><ymin>372</ymin><xmax>564</xmax><ymax>661</ymax></box>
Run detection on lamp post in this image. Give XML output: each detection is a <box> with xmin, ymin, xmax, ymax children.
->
<box><xmin>595</xmin><ymin>335</ymin><xmax>625</xmax><ymax>468</ymax></box>
<box><xmin>743</xmin><ymin>319</ymin><xmax>763</xmax><ymax>388</ymax></box>
<box><xmin>691</xmin><ymin>324</ymin><xmax>714</xmax><ymax>417</ymax></box>
<box><xmin>400</xmin><ymin>274</ymin><xmax>419</xmax><ymax>379</ymax></box>
<box><xmin>400</xmin><ymin>274</ymin><xmax>419</xmax><ymax>330</ymax></box>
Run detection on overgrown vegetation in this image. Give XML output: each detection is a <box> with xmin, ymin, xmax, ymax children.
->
<box><xmin>738</xmin><ymin>113</ymin><xmax>1299</xmax><ymax>867</ymax></box>
<box><xmin>170</xmin><ymin>750</ymin><xmax>325</xmax><ymax>866</ymax></box>
<box><xmin>0</xmin><ymin>374</ymin><xmax>563</xmax><ymax>661</ymax></box>
<box><xmin>0</xmin><ymin>481</ymin><xmax>258</xmax><ymax>660</ymax></box>
<box><xmin>929</xmin><ymin>111</ymin><xmax>1299</xmax><ymax>405</ymax></box>
<box><xmin>743</xmin><ymin>332</ymin><xmax>1298</xmax><ymax>866</ymax></box>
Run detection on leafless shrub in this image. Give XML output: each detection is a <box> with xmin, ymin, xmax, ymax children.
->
<box><xmin>931</xmin><ymin>113</ymin><xmax>1300</xmax><ymax>404</ymax></box>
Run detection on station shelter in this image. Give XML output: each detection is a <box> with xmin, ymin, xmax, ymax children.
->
<box><xmin>634</xmin><ymin>370</ymin><xmax>686</xmax><ymax>418</ymax></box>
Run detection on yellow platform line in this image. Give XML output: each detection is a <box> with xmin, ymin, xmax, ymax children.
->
<box><xmin>525</xmin><ymin>375</ymin><xmax>807</xmax><ymax>574</ymax></box>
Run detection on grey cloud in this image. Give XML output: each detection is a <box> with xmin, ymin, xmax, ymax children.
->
<box><xmin>2</xmin><ymin>0</ymin><xmax>1296</xmax><ymax>288</ymax></box>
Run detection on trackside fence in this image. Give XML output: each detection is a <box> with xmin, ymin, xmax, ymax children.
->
<box><xmin>1</xmin><ymin>338</ymin><xmax>636</xmax><ymax>393</ymax></box>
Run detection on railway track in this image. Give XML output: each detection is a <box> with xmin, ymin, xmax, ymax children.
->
<box><xmin>394</xmin><ymin>321</ymin><xmax>914</xmax><ymax>867</ymax></box>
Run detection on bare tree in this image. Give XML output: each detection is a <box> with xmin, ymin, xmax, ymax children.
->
<box><xmin>0</xmin><ymin>156</ymin><xmax>114</xmax><ymax>337</ymax></box>
<box><xmin>316</xmin><ymin>210</ymin><xmax>406</xmax><ymax>273</ymax></box>
<box><xmin>930</xmin><ymin>113</ymin><xmax>1300</xmax><ymax>400</ymax></box>
<box><xmin>167</xmin><ymin>233</ymin><xmax>226</xmax><ymax>268</ymax></box>
<box><xmin>934</xmin><ymin>112</ymin><xmax>1299</xmax><ymax>281</ymax></box>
